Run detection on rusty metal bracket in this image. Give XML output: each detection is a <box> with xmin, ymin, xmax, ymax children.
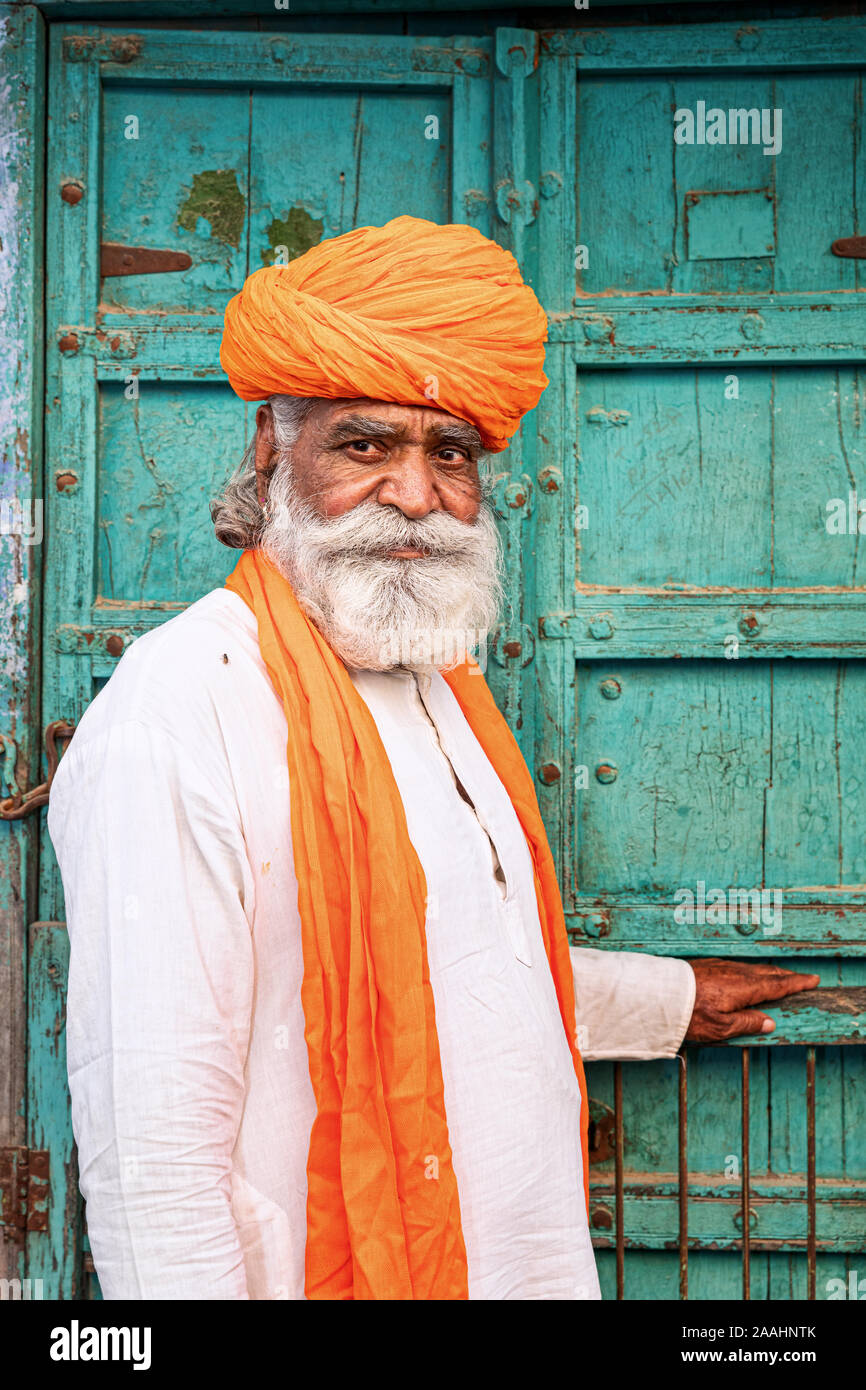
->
<box><xmin>0</xmin><ymin>1148</ymin><xmax>50</xmax><ymax>1241</ymax></box>
<box><xmin>100</xmin><ymin>243</ymin><xmax>192</xmax><ymax>277</ymax></box>
<box><xmin>831</xmin><ymin>236</ymin><xmax>866</xmax><ymax>258</ymax></box>
<box><xmin>0</xmin><ymin>720</ymin><xmax>75</xmax><ymax>820</ymax></box>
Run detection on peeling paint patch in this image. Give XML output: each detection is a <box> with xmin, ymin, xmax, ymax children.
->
<box><xmin>586</xmin><ymin>406</ymin><xmax>631</xmax><ymax>428</ymax></box>
<box><xmin>0</xmin><ymin>14</ymin><xmax>35</xmax><ymax>691</ymax></box>
<box><xmin>261</xmin><ymin>207</ymin><xmax>323</xmax><ymax>266</ymax></box>
<box><xmin>178</xmin><ymin>170</ymin><xmax>245</xmax><ymax>250</ymax></box>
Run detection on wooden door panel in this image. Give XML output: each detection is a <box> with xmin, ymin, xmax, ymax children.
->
<box><xmin>577</xmin><ymin>368</ymin><xmax>774</xmax><ymax>587</ymax></box>
<box><xmin>576</xmin><ymin>659</ymin><xmax>866</xmax><ymax>901</ymax></box>
<box><xmin>576</xmin><ymin>365</ymin><xmax>864</xmax><ymax>590</ymax></box>
<box><xmin>576</xmin><ymin>70</ymin><xmax>862</xmax><ymax>298</ymax></box>
<box><xmin>250</xmin><ymin>88</ymin><xmax>452</xmax><ymax>254</ymax></box>
<box><xmin>101</xmin><ymin>86</ymin><xmax>252</xmax><ymax>315</ymax></box>
<box><xmin>98</xmin><ymin>381</ymin><xmax>246</xmax><ymax>602</ymax></box>
<box><xmin>772</xmin><ymin>368</ymin><xmax>865</xmax><ymax>587</ymax></box>
<box><xmin>765</xmin><ymin>662</ymin><xmax>866</xmax><ymax>888</ymax></box>
<box><xmin>575</xmin><ymin>660</ymin><xmax>768</xmax><ymax>896</ymax></box>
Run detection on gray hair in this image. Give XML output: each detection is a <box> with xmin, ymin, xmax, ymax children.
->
<box><xmin>210</xmin><ymin>395</ymin><xmax>315</xmax><ymax>549</ymax></box>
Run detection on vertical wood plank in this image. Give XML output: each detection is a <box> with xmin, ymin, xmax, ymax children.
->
<box><xmin>34</xmin><ymin>22</ymin><xmax>99</xmax><ymax>1298</ymax></box>
<box><xmin>535</xmin><ymin>43</ymin><xmax>577</xmax><ymax>901</ymax></box>
<box><xmin>27</xmin><ymin>921</ymin><xmax>78</xmax><ymax>1298</ymax></box>
<box><xmin>487</xmin><ymin>29</ymin><xmax>539</xmax><ymax>759</ymax></box>
<box><xmin>39</xmin><ymin>29</ymin><xmax>102</xmax><ymax>924</ymax></box>
<box><xmin>0</xmin><ymin>1</ymin><xmax>45</xmax><ymax>1287</ymax></box>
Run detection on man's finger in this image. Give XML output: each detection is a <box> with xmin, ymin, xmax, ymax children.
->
<box><xmin>719</xmin><ymin>1010</ymin><xmax>775</xmax><ymax>1040</ymax></box>
<box><xmin>742</xmin><ymin>970</ymin><xmax>820</xmax><ymax>1005</ymax></box>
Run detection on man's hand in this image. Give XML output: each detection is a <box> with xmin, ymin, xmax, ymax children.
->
<box><xmin>684</xmin><ymin>959</ymin><xmax>820</xmax><ymax>1043</ymax></box>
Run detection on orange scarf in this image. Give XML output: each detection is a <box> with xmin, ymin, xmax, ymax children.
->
<box><xmin>225</xmin><ymin>548</ymin><xmax>589</xmax><ymax>1299</ymax></box>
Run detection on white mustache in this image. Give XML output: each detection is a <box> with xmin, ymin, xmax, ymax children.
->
<box><xmin>265</xmin><ymin>495</ymin><xmax>490</xmax><ymax>560</ymax></box>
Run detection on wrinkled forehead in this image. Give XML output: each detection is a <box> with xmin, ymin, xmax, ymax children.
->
<box><xmin>308</xmin><ymin>397</ymin><xmax>485</xmax><ymax>454</ymax></box>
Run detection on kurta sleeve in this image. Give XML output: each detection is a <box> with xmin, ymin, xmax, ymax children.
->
<box><xmin>47</xmin><ymin>718</ymin><xmax>256</xmax><ymax>1299</ymax></box>
<box><xmin>570</xmin><ymin>947</ymin><xmax>696</xmax><ymax>1060</ymax></box>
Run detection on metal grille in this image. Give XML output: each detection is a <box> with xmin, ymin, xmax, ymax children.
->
<box><xmin>599</xmin><ymin>1044</ymin><xmax>827</xmax><ymax>1300</ymax></box>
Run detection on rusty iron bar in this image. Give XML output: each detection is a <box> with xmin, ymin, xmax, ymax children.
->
<box><xmin>0</xmin><ymin>720</ymin><xmax>76</xmax><ymax>819</ymax></box>
<box><xmin>678</xmin><ymin>1049</ymin><xmax>688</xmax><ymax>1300</ymax></box>
<box><xmin>741</xmin><ymin>1048</ymin><xmax>751</xmax><ymax>1300</ymax></box>
<box><xmin>806</xmin><ymin>1046</ymin><xmax>816</xmax><ymax>1300</ymax></box>
<box><xmin>614</xmin><ymin>1060</ymin><xmax>624</xmax><ymax>1300</ymax></box>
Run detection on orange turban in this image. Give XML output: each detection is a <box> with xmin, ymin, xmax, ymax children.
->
<box><xmin>219</xmin><ymin>214</ymin><xmax>548</xmax><ymax>452</ymax></box>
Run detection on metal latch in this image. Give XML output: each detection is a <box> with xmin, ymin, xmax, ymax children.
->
<box><xmin>100</xmin><ymin>243</ymin><xmax>192</xmax><ymax>277</ymax></box>
<box><xmin>831</xmin><ymin>236</ymin><xmax>866</xmax><ymax>258</ymax></box>
<box><xmin>0</xmin><ymin>1148</ymin><xmax>50</xmax><ymax>1240</ymax></box>
<box><xmin>0</xmin><ymin>720</ymin><xmax>75</xmax><ymax>820</ymax></box>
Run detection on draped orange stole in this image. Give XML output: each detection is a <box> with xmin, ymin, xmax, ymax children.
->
<box><xmin>225</xmin><ymin>547</ymin><xmax>590</xmax><ymax>1300</ymax></box>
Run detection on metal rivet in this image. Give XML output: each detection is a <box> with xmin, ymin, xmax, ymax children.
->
<box><xmin>538</xmin><ymin>762</ymin><xmax>561</xmax><ymax>785</ymax></box>
<box><xmin>589</xmin><ymin>616</ymin><xmax>615</xmax><ymax>641</ymax></box>
<box><xmin>741</xmin><ymin>313</ymin><xmax>765</xmax><ymax>340</ymax></box>
<box><xmin>734</xmin><ymin>26</ymin><xmax>760</xmax><ymax>49</ymax></box>
<box><xmin>733</xmin><ymin>1207</ymin><xmax>759</xmax><ymax>1231</ymax></box>
<box><xmin>58</xmin><ymin>333</ymin><xmax>79</xmax><ymax>354</ymax></box>
<box><xmin>503</xmin><ymin>640</ymin><xmax>522</xmax><ymax>659</ymax></box>
<box><xmin>505</xmin><ymin>482</ymin><xmax>527</xmax><ymax>509</ymax></box>
<box><xmin>739</xmin><ymin>613</ymin><xmax>760</xmax><ymax>637</ymax></box>
<box><xmin>582</xmin><ymin>315</ymin><xmax>614</xmax><ymax>344</ymax></box>
<box><xmin>539</xmin><ymin>170</ymin><xmax>563</xmax><ymax>199</ymax></box>
<box><xmin>537</xmin><ymin>465</ymin><xmax>562</xmax><ymax>493</ymax></box>
<box><xmin>600</xmin><ymin>678</ymin><xmax>621</xmax><ymax>700</ymax></box>
<box><xmin>458</xmin><ymin>52</ymin><xmax>486</xmax><ymax>75</ymax></box>
<box><xmin>60</xmin><ymin>181</ymin><xmax>84</xmax><ymax>205</ymax></box>
<box><xmin>734</xmin><ymin>918</ymin><xmax>760</xmax><ymax>937</ymax></box>
<box><xmin>591</xmin><ymin>1204</ymin><xmax>614</xmax><ymax>1229</ymax></box>
<box><xmin>105</xmin><ymin>634</ymin><xmax>125</xmax><ymax>658</ymax></box>
<box><xmin>55</xmin><ymin>471</ymin><xmax>79</xmax><ymax>492</ymax></box>
<box><xmin>596</xmin><ymin>763</ymin><xmax>618</xmax><ymax>784</ymax></box>
<box><xmin>583</xmin><ymin>915</ymin><xmax>611</xmax><ymax>939</ymax></box>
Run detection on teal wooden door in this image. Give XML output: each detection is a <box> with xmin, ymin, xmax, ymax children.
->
<box><xmin>34</xmin><ymin>19</ymin><xmax>520</xmax><ymax>1298</ymax></box>
<box><xmin>32</xmin><ymin>14</ymin><xmax>866</xmax><ymax>1300</ymax></box>
<box><xmin>523</xmin><ymin>18</ymin><xmax>866</xmax><ymax>1300</ymax></box>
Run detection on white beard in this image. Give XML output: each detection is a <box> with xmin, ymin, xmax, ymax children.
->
<box><xmin>259</xmin><ymin>460</ymin><xmax>504</xmax><ymax>672</ymax></box>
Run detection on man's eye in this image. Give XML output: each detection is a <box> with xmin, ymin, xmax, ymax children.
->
<box><xmin>437</xmin><ymin>449</ymin><xmax>469</xmax><ymax>465</ymax></box>
<box><xmin>348</xmin><ymin>440</ymin><xmax>377</xmax><ymax>452</ymax></box>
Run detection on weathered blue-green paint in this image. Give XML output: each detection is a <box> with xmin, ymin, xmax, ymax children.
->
<box><xmin>27</xmin><ymin>923</ymin><xmax>79</xmax><ymax>1296</ymax></box>
<box><xmin>0</xmin><ymin>2</ymin><xmax>45</xmax><ymax>1288</ymax></box>
<box><xmin>23</xmin><ymin>12</ymin><xmax>866</xmax><ymax>1304</ymax></box>
<box><xmin>541</xmin><ymin>18</ymin><xmax>866</xmax><ymax>1303</ymax></box>
<box><xmin>686</xmin><ymin>190</ymin><xmax>775</xmax><ymax>263</ymax></box>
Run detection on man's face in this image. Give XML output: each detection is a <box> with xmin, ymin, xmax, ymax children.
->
<box><xmin>255</xmin><ymin>397</ymin><xmax>503</xmax><ymax>674</ymax></box>
<box><xmin>257</xmin><ymin>397</ymin><xmax>484</xmax><ymax>536</ymax></box>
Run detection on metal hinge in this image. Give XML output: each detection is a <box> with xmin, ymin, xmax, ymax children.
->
<box><xmin>0</xmin><ymin>1148</ymin><xmax>50</xmax><ymax>1240</ymax></box>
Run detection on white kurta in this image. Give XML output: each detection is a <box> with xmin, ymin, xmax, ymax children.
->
<box><xmin>47</xmin><ymin>587</ymin><xmax>695</xmax><ymax>1301</ymax></box>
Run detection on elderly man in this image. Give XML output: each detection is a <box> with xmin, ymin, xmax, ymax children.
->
<box><xmin>47</xmin><ymin>215</ymin><xmax>816</xmax><ymax>1301</ymax></box>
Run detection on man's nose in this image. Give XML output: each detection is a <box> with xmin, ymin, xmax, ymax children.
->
<box><xmin>375</xmin><ymin>451</ymin><xmax>441</xmax><ymax>518</ymax></box>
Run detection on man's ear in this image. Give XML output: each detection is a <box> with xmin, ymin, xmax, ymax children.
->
<box><xmin>254</xmin><ymin>403</ymin><xmax>276</xmax><ymax>507</ymax></box>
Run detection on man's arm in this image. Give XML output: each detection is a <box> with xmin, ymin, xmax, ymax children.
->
<box><xmin>571</xmin><ymin>948</ymin><xmax>820</xmax><ymax>1059</ymax></box>
<box><xmin>570</xmin><ymin>947</ymin><xmax>696</xmax><ymax>1060</ymax></box>
<box><xmin>47</xmin><ymin>718</ymin><xmax>255</xmax><ymax>1299</ymax></box>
